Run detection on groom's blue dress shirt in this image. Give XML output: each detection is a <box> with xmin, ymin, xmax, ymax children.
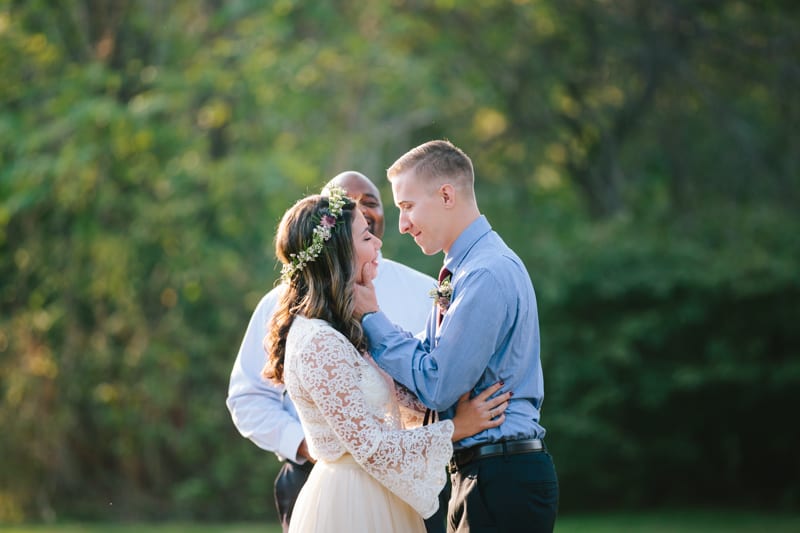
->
<box><xmin>363</xmin><ymin>215</ymin><xmax>546</xmax><ymax>449</ymax></box>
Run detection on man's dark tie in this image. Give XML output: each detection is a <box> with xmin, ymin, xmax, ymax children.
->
<box><xmin>424</xmin><ymin>266</ymin><xmax>451</xmax><ymax>426</ymax></box>
<box><xmin>437</xmin><ymin>266</ymin><xmax>451</xmax><ymax>326</ymax></box>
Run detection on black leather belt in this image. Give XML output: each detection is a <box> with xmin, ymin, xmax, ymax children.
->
<box><xmin>449</xmin><ymin>438</ymin><xmax>545</xmax><ymax>472</ymax></box>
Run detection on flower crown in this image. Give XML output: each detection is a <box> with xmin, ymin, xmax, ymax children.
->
<box><xmin>280</xmin><ymin>186</ymin><xmax>348</xmax><ymax>284</ymax></box>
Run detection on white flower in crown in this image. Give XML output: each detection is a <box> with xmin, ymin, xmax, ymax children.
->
<box><xmin>281</xmin><ymin>186</ymin><xmax>348</xmax><ymax>284</ymax></box>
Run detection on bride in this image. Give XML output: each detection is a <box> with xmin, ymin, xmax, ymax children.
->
<box><xmin>262</xmin><ymin>187</ymin><xmax>511</xmax><ymax>532</ymax></box>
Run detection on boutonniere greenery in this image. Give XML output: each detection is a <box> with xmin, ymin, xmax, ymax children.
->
<box><xmin>429</xmin><ymin>275</ymin><xmax>453</xmax><ymax>311</ymax></box>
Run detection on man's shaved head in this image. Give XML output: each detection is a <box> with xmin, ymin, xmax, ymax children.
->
<box><xmin>324</xmin><ymin>171</ymin><xmax>385</xmax><ymax>239</ymax></box>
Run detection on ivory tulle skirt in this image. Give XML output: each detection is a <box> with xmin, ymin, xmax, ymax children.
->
<box><xmin>288</xmin><ymin>453</ymin><xmax>426</xmax><ymax>533</ymax></box>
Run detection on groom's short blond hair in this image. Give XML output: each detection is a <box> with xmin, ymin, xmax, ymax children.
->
<box><xmin>387</xmin><ymin>139</ymin><xmax>475</xmax><ymax>194</ymax></box>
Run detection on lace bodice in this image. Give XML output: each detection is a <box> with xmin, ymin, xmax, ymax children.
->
<box><xmin>284</xmin><ymin>316</ymin><xmax>454</xmax><ymax>518</ymax></box>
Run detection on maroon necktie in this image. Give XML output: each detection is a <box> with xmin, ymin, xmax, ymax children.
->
<box><xmin>437</xmin><ymin>266</ymin><xmax>451</xmax><ymax>326</ymax></box>
<box><xmin>424</xmin><ymin>266</ymin><xmax>451</xmax><ymax>426</ymax></box>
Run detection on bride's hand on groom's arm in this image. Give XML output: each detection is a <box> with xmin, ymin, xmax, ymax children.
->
<box><xmin>450</xmin><ymin>381</ymin><xmax>512</xmax><ymax>442</ymax></box>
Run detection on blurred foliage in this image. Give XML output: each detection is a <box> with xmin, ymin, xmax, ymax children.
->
<box><xmin>538</xmin><ymin>205</ymin><xmax>800</xmax><ymax>510</ymax></box>
<box><xmin>1</xmin><ymin>0</ymin><xmax>798</xmax><ymax>523</ymax></box>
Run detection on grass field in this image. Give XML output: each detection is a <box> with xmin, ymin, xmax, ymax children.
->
<box><xmin>1</xmin><ymin>510</ymin><xmax>799</xmax><ymax>532</ymax></box>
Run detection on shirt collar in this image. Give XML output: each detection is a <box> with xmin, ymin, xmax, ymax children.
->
<box><xmin>443</xmin><ymin>215</ymin><xmax>491</xmax><ymax>274</ymax></box>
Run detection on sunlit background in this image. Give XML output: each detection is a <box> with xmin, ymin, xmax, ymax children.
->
<box><xmin>1</xmin><ymin>0</ymin><xmax>798</xmax><ymax>526</ymax></box>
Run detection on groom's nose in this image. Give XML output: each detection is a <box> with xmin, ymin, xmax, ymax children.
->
<box><xmin>398</xmin><ymin>212</ymin><xmax>411</xmax><ymax>234</ymax></box>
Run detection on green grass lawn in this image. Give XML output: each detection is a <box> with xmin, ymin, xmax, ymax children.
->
<box><xmin>1</xmin><ymin>510</ymin><xmax>799</xmax><ymax>532</ymax></box>
<box><xmin>554</xmin><ymin>509</ymin><xmax>800</xmax><ymax>532</ymax></box>
<box><xmin>0</xmin><ymin>525</ymin><xmax>281</xmax><ymax>533</ymax></box>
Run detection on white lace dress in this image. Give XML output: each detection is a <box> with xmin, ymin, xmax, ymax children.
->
<box><xmin>284</xmin><ymin>316</ymin><xmax>454</xmax><ymax>533</ymax></box>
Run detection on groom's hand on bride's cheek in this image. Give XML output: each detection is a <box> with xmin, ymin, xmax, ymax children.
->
<box><xmin>359</xmin><ymin>262</ymin><xmax>377</xmax><ymax>285</ymax></box>
<box><xmin>353</xmin><ymin>264</ymin><xmax>379</xmax><ymax>318</ymax></box>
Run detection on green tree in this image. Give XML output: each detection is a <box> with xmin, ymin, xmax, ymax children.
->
<box><xmin>1</xmin><ymin>0</ymin><xmax>798</xmax><ymax>522</ymax></box>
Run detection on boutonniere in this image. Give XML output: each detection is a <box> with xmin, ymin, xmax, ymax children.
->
<box><xmin>429</xmin><ymin>275</ymin><xmax>453</xmax><ymax>311</ymax></box>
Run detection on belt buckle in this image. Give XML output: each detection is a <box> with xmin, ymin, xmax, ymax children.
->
<box><xmin>450</xmin><ymin>447</ymin><xmax>474</xmax><ymax>472</ymax></box>
<box><xmin>448</xmin><ymin>457</ymin><xmax>458</xmax><ymax>474</ymax></box>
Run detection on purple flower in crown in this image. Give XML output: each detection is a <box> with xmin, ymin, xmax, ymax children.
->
<box><xmin>280</xmin><ymin>186</ymin><xmax>348</xmax><ymax>284</ymax></box>
<box><xmin>320</xmin><ymin>214</ymin><xmax>336</xmax><ymax>228</ymax></box>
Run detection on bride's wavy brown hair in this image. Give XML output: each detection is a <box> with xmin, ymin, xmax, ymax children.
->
<box><xmin>262</xmin><ymin>194</ymin><xmax>367</xmax><ymax>384</ymax></box>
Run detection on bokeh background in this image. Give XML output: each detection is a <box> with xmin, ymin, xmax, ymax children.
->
<box><xmin>1</xmin><ymin>0</ymin><xmax>798</xmax><ymax>525</ymax></box>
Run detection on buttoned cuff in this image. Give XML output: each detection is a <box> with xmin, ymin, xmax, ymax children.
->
<box><xmin>360</xmin><ymin>311</ymin><xmax>377</xmax><ymax>323</ymax></box>
<box><xmin>361</xmin><ymin>310</ymin><xmax>397</xmax><ymax>346</ymax></box>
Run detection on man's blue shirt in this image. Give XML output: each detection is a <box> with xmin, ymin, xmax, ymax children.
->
<box><xmin>363</xmin><ymin>215</ymin><xmax>546</xmax><ymax>449</ymax></box>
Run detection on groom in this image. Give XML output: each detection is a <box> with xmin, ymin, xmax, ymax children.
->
<box><xmin>355</xmin><ymin>140</ymin><xmax>559</xmax><ymax>532</ymax></box>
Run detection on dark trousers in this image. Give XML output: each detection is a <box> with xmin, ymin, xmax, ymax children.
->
<box><xmin>448</xmin><ymin>450</ymin><xmax>559</xmax><ymax>533</ymax></box>
<box><xmin>424</xmin><ymin>474</ymin><xmax>452</xmax><ymax>533</ymax></box>
<box><xmin>273</xmin><ymin>460</ymin><xmax>313</xmax><ymax>533</ymax></box>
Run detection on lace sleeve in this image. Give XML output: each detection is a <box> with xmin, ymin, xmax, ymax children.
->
<box><xmin>394</xmin><ymin>382</ymin><xmax>427</xmax><ymax>428</ymax></box>
<box><xmin>296</xmin><ymin>326</ymin><xmax>454</xmax><ymax>518</ymax></box>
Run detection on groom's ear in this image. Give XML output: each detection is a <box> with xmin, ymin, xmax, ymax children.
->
<box><xmin>439</xmin><ymin>183</ymin><xmax>456</xmax><ymax>208</ymax></box>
